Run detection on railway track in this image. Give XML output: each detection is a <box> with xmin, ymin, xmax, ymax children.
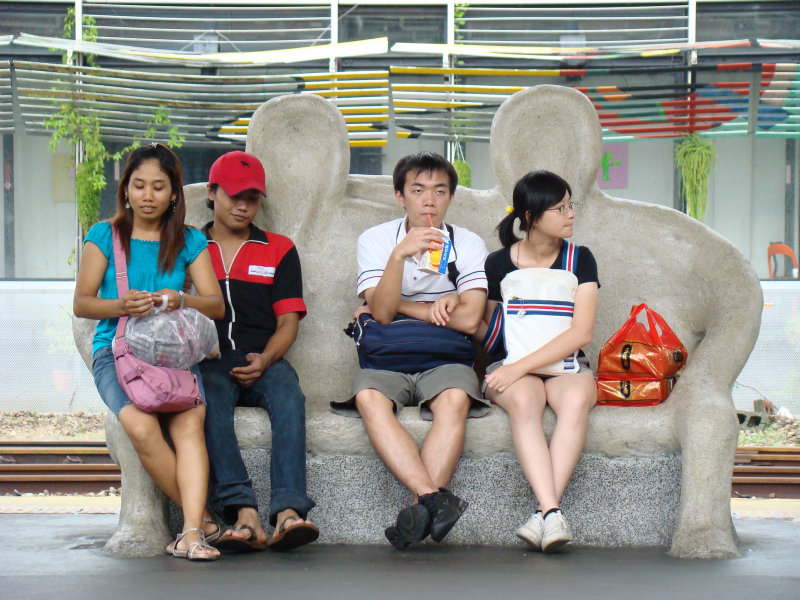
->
<box><xmin>733</xmin><ymin>446</ymin><xmax>800</xmax><ymax>499</ymax></box>
<box><xmin>1</xmin><ymin>442</ymin><xmax>799</xmax><ymax>497</ymax></box>
<box><xmin>0</xmin><ymin>440</ymin><xmax>119</xmax><ymax>494</ymax></box>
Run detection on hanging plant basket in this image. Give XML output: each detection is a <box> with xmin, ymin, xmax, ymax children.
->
<box><xmin>453</xmin><ymin>140</ymin><xmax>471</xmax><ymax>188</ymax></box>
<box><xmin>453</xmin><ymin>160</ymin><xmax>471</xmax><ymax>189</ymax></box>
<box><xmin>675</xmin><ymin>134</ymin><xmax>717</xmax><ymax>222</ymax></box>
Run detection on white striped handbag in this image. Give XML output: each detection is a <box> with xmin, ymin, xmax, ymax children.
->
<box><xmin>500</xmin><ymin>241</ymin><xmax>580</xmax><ymax>376</ymax></box>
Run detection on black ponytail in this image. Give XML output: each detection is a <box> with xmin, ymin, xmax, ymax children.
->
<box><xmin>497</xmin><ymin>213</ymin><xmax>520</xmax><ymax>248</ymax></box>
<box><xmin>496</xmin><ymin>170</ymin><xmax>572</xmax><ymax>248</ymax></box>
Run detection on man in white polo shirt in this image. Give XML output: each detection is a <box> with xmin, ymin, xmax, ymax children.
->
<box><xmin>332</xmin><ymin>151</ymin><xmax>488</xmax><ymax>549</ymax></box>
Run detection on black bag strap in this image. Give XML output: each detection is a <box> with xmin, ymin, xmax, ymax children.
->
<box><xmin>445</xmin><ymin>224</ymin><xmax>459</xmax><ymax>289</ymax></box>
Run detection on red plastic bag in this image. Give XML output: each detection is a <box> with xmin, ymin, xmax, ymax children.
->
<box><xmin>596</xmin><ymin>376</ymin><xmax>676</xmax><ymax>407</ymax></box>
<box><xmin>597</xmin><ymin>304</ymin><xmax>687</xmax><ymax>380</ymax></box>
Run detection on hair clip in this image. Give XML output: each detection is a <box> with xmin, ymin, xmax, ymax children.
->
<box><xmin>505</xmin><ymin>205</ymin><xmax>514</xmax><ymax>214</ymax></box>
<box><xmin>150</xmin><ymin>141</ymin><xmax>158</xmax><ymax>148</ymax></box>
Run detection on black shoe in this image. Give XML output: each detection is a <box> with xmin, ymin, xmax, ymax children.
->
<box><xmin>384</xmin><ymin>504</ymin><xmax>431</xmax><ymax>550</ymax></box>
<box><xmin>428</xmin><ymin>488</ymin><xmax>468</xmax><ymax>543</ymax></box>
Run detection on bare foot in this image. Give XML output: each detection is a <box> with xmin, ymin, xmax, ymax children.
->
<box><xmin>223</xmin><ymin>506</ymin><xmax>268</xmax><ymax>545</ymax></box>
<box><xmin>272</xmin><ymin>510</ymin><xmax>310</xmax><ymax>541</ymax></box>
<box><xmin>267</xmin><ymin>509</ymin><xmax>318</xmax><ymax>550</ymax></box>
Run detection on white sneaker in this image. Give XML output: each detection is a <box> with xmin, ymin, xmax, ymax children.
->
<box><xmin>516</xmin><ymin>512</ymin><xmax>544</xmax><ymax>549</ymax></box>
<box><xmin>541</xmin><ymin>510</ymin><xmax>572</xmax><ymax>553</ymax></box>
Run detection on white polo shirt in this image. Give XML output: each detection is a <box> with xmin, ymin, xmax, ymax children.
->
<box><xmin>356</xmin><ymin>217</ymin><xmax>488</xmax><ymax>301</ymax></box>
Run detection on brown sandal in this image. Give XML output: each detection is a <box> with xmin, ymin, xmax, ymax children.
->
<box><xmin>215</xmin><ymin>524</ymin><xmax>268</xmax><ymax>553</ymax></box>
<box><xmin>267</xmin><ymin>517</ymin><xmax>319</xmax><ymax>552</ymax></box>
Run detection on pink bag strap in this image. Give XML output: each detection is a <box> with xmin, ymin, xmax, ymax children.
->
<box><xmin>111</xmin><ymin>225</ymin><xmax>130</xmax><ymax>340</ymax></box>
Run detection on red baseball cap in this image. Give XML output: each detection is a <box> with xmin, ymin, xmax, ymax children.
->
<box><xmin>208</xmin><ymin>151</ymin><xmax>266</xmax><ymax>196</ymax></box>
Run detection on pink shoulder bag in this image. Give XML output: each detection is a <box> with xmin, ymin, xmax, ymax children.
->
<box><xmin>111</xmin><ymin>225</ymin><xmax>203</xmax><ymax>413</ymax></box>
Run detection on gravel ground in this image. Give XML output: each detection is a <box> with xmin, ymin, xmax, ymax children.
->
<box><xmin>0</xmin><ymin>411</ymin><xmax>105</xmax><ymax>441</ymax></box>
<box><xmin>738</xmin><ymin>415</ymin><xmax>800</xmax><ymax>447</ymax></box>
<box><xmin>0</xmin><ymin>410</ymin><xmax>798</xmax><ymax>445</ymax></box>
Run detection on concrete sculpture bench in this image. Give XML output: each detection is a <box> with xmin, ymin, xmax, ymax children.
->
<box><xmin>74</xmin><ymin>85</ymin><xmax>762</xmax><ymax>559</ymax></box>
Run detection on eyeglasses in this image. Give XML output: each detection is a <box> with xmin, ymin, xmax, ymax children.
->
<box><xmin>545</xmin><ymin>202</ymin><xmax>575</xmax><ymax>215</ymax></box>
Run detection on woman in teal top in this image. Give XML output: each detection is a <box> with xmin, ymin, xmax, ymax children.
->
<box><xmin>74</xmin><ymin>143</ymin><xmax>225</xmax><ymax>561</ymax></box>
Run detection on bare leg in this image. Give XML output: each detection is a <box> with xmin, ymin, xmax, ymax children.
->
<box><xmin>544</xmin><ymin>372</ymin><xmax>597</xmax><ymax>501</ymax></box>
<box><xmin>420</xmin><ymin>389</ymin><xmax>470</xmax><ymax>488</ymax></box>
<box><xmin>117</xmin><ymin>404</ymin><xmax>181</xmax><ymax>503</ymax></box>
<box><xmin>488</xmin><ymin>375</ymin><xmax>559</xmax><ymax>512</ymax></box>
<box><xmin>164</xmin><ymin>405</ymin><xmax>218</xmax><ymax>559</ymax></box>
<box><xmin>117</xmin><ymin>404</ymin><xmax>217</xmax><ymax>538</ymax></box>
<box><xmin>355</xmin><ymin>389</ymin><xmax>438</xmax><ymax>498</ymax></box>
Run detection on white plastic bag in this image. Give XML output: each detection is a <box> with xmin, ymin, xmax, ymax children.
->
<box><xmin>123</xmin><ymin>306</ymin><xmax>220</xmax><ymax>370</ymax></box>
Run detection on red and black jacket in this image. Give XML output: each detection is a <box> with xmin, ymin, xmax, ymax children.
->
<box><xmin>202</xmin><ymin>223</ymin><xmax>307</xmax><ymax>354</ymax></box>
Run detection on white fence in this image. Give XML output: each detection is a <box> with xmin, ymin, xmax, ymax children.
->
<box><xmin>0</xmin><ymin>280</ymin><xmax>797</xmax><ymax>416</ymax></box>
<box><xmin>0</xmin><ymin>281</ymin><xmax>100</xmax><ymax>413</ymax></box>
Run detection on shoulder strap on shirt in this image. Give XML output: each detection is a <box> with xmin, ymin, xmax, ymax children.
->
<box><xmin>111</xmin><ymin>225</ymin><xmax>129</xmax><ymax>297</ymax></box>
<box><xmin>560</xmin><ymin>240</ymin><xmax>579</xmax><ymax>273</ymax></box>
<box><xmin>445</xmin><ymin>224</ymin><xmax>459</xmax><ymax>289</ymax></box>
<box><xmin>111</xmin><ymin>225</ymin><xmax>130</xmax><ymax>338</ymax></box>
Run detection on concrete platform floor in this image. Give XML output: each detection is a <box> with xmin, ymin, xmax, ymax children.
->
<box><xmin>1</xmin><ymin>512</ymin><xmax>799</xmax><ymax>600</ymax></box>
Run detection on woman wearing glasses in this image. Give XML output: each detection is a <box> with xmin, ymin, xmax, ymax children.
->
<box><xmin>481</xmin><ymin>170</ymin><xmax>599</xmax><ymax>552</ymax></box>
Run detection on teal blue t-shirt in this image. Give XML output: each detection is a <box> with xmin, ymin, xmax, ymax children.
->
<box><xmin>84</xmin><ymin>221</ymin><xmax>208</xmax><ymax>357</ymax></box>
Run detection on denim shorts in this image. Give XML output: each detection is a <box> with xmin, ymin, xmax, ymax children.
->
<box><xmin>92</xmin><ymin>345</ymin><xmax>205</xmax><ymax>416</ymax></box>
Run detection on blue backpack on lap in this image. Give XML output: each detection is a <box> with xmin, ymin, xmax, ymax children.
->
<box><xmin>345</xmin><ymin>313</ymin><xmax>476</xmax><ymax>374</ymax></box>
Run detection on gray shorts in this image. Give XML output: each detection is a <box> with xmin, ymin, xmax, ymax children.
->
<box><xmin>331</xmin><ymin>363</ymin><xmax>490</xmax><ymax>421</ymax></box>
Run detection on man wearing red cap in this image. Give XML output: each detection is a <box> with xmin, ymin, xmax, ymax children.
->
<box><xmin>199</xmin><ymin>150</ymin><xmax>318</xmax><ymax>552</ymax></box>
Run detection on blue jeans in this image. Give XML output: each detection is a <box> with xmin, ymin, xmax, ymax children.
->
<box><xmin>199</xmin><ymin>351</ymin><xmax>315</xmax><ymax>525</ymax></box>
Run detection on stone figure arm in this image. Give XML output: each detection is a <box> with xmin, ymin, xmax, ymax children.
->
<box><xmin>485</xmin><ymin>281</ymin><xmax>598</xmax><ymax>393</ymax></box>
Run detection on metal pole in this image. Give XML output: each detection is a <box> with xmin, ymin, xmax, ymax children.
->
<box><xmin>445</xmin><ymin>0</ymin><xmax>455</xmax><ymax>161</ymax></box>
<box><xmin>75</xmin><ymin>0</ymin><xmax>83</xmax><ymax>45</ymax></box>
<box><xmin>74</xmin><ymin>0</ymin><xmax>84</xmax><ymax>263</ymax></box>
<box><xmin>329</xmin><ymin>0</ymin><xmax>338</xmax><ymax>73</ymax></box>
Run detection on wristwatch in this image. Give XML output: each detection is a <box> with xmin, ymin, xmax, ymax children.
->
<box><xmin>178</xmin><ymin>290</ymin><xmax>185</xmax><ymax>310</ymax></box>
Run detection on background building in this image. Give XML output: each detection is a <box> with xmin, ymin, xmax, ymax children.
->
<box><xmin>0</xmin><ymin>0</ymin><xmax>798</xmax><ymax>413</ymax></box>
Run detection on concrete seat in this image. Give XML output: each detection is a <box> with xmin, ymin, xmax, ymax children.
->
<box><xmin>74</xmin><ymin>84</ymin><xmax>762</xmax><ymax>559</ymax></box>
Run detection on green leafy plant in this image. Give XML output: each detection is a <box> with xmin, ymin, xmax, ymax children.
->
<box><xmin>452</xmin><ymin>140</ymin><xmax>471</xmax><ymax>188</ymax></box>
<box><xmin>454</xmin><ymin>4</ymin><xmax>469</xmax><ymax>42</ymax></box>
<box><xmin>44</xmin><ymin>10</ymin><xmax>185</xmax><ymax>236</ymax></box>
<box><xmin>675</xmin><ymin>134</ymin><xmax>717</xmax><ymax>221</ymax></box>
<box><xmin>46</xmin><ymin>104</ymin><xmax>105</xmax><ymax>235</ymax></box>
<box><xmin>453</xmin><ymin>160</ymin><xmax>471</xmax><ymax>188</ymax></box>
<box><xmin>62</xmin><ymin>7</ymin><xmax>98</xmax><ymax>66</ymax></box>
